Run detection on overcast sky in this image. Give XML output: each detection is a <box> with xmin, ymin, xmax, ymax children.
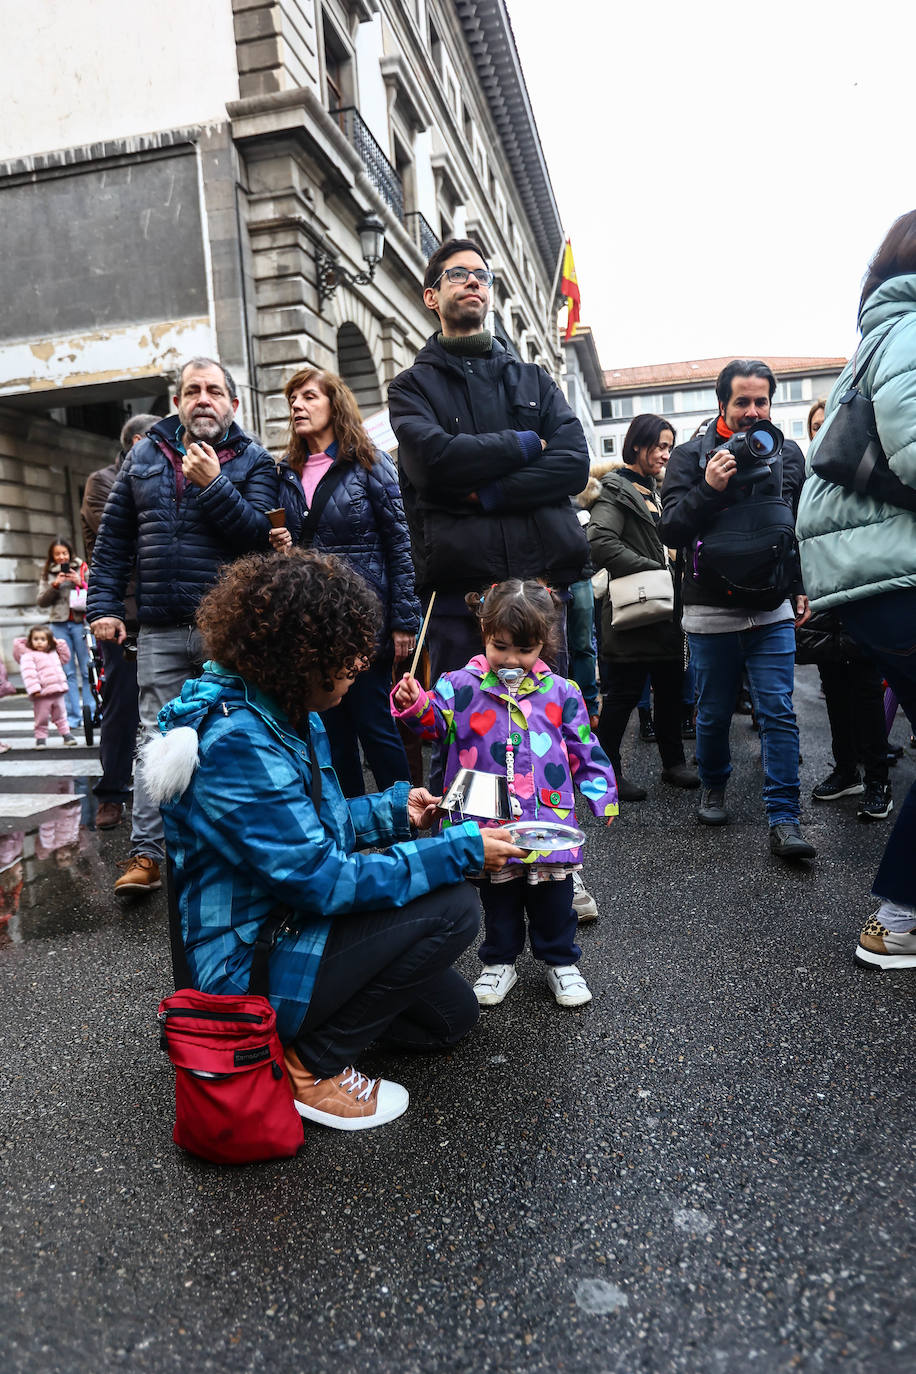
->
<box><xmin>507</xmin><ymin>0</ymin><xmax>912</xmax><ymax>370</ymax></box>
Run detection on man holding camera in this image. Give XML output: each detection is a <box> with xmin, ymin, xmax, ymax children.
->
<box><xmin>658</xmin><ymin>359</ymin><xmax>815</xmax><ymax>860</ymax></box>
<box><xmin>87</xmin><ymin>358</ymin><xmax>275</xmax><ymax>897</ymax></box>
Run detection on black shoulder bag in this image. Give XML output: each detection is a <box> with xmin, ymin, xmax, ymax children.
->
<box><xmin>811</xmin><ymin>327</ymin><xmax>916</xmax><ymax>512</ymax></box>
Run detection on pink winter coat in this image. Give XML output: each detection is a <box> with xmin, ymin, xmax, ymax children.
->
<box><xmin>13</xmin><ymin>637</ymin><xmax>70</xmax><ymax>697</ymax></box>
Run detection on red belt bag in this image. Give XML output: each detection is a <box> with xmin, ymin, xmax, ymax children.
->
<box><xmin>159</xmin><ymin>855</ymin><xmax>303</xmax><ymax>1165</ymax></box>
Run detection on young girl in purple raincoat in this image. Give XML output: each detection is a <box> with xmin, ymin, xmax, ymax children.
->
<box><xmin>392</xmin><ymin>579</ymin><xmax>618</xmax><ymax>1010</ymax></box>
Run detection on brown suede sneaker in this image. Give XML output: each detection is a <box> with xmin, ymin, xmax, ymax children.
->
<box><xmin>114</xmin><ymin>854</ymin><xmax>161</xmax><ymax>897</ymax></box>
<box><xmin>96</xmin><ymin>801</ymin><xmax>123</xmax><ymax>830</ymax></box>
<box><xmin>284</xmin><ymin>1047</ymin><xmax>408</xmax><ymax>1131</ymax></box>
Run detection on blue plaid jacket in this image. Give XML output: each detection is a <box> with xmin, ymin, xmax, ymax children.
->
<box><xmin>159</xmin><ymin>668</ymin><xmax>484</xmax><ymax>1039</ymax></box>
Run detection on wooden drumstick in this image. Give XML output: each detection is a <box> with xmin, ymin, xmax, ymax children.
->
<box><xmin>409</xmin><ymin>591</ymin><xmax>437</xmax><ymax>678</ymax></box>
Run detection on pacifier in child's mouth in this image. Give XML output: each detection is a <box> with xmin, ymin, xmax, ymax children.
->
<box><xmin>497</xmin><ymin>667</ymin><xmax>525</xmax><ymax>687</ymax></box>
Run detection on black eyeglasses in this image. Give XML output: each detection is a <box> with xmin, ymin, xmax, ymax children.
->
<box><xmin>432</xmin><ymin>266</ymin><xmax>494</xmax><ymax>288</ymax></box>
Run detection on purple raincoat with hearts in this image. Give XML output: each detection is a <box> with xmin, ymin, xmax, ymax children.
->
<box><xmin>391</xmin><ymin>654</ymin><xmax>619</xmax><ymax>866</ymax></box>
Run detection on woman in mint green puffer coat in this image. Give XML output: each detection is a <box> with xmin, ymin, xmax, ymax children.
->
<box><xmin>796</xmin><ymin>211</ymin><xmax>916</xmax><ymax>970</ymax></box>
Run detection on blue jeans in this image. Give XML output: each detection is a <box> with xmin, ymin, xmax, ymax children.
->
<box><xmin>840</xmin><ymin>589</ymin><xmax>916</xmax><ymax>907</ymax></box>
<box><xmin>54</xmin><ymin>620</ymin><xmax>92</xmax><ymax>728</ymax></box>
<box><xmin>688</xmin><ymin>620</ymin><xmax>800</xmax><ymax>825</ymax></box>
<box><xmin>131</xmin><ymin>625</ymin><xmax>205</xmax><ymax>862</ymax></box>
<box><xmin>567</xmin><ymin>578</ymin><xmax>599</xmax><ymax>716</ymax></box>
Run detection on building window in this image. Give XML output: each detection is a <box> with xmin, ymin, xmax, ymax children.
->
<box><xmin>602</xmin><ymin>436</ymin><xmax>616</xmax><ymax>456</ymax></box>
<box><xmin>791</xmin><ymin>419</ymin><xmax>805</xmax><ymax>438</ymax></box>
<box><xmin>322</xmin><ymin>16</ymin><xmax>353</xmax><ymax>111</ymax></box>
<box><xmin>661</xmin><ymin>393</ymin><xmax>675</xmax><ymax>413</ymax></box>
<box><xmin>428</xmin><ymin>17</ymin><xmax>443</xmax><ymax>75</ymax></box>
<box><xmin>681</xmin><ymin>387</ymin><xmax>717</xmax><ymax>410</ymax></box>
<box><xmin>392</xmin><ymin>130</ymin><xmax>416</xmax><ymax>215</ymax></box>
<box><xmin>613</xmin><ymin>397</ymin><xmax>634</xmax><ymax>419</ymax></box>
<box><xmin>776</xmin><ymin>379</ymin><xmax>804</xmax><ymax>402</ymax></box>
<box><xmin>600</xmin><ymin>399</ymin><xmax>613</xmax><ymax>419</ymax></box>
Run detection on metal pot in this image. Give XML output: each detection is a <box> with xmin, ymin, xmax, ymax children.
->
<box><xmin>440</xmin><ymin>768</ymin><xmax>510</xmax><ymax>821</ymax></box>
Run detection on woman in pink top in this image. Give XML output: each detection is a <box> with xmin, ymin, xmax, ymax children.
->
<box><xmin>272</xmin><ymin>368</ymin><xmax>421</xmax><ymax>797</ymax></box>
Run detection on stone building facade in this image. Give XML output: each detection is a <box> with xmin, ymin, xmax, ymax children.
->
<box><xmin>0</xmin><ymin>0</ymin><xmax>566</xmax><ymax>665</ymax></box>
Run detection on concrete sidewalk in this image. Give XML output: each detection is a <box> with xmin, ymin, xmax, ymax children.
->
<box><xmin>2</xmin><ymin>673</ymin><xmax>915</xmax><ymax>1374</ymax></box>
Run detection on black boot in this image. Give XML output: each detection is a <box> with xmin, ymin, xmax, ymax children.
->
<box><xmin>638</xmin><ymin>708</ymin><xmax>656</xmax><ymax>743</ymax></box>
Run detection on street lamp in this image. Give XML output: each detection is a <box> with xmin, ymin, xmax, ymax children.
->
<box><xmin>317</xmin><ymin>213</ymin><xmax>386</xmax><ymax>311</ymax></box>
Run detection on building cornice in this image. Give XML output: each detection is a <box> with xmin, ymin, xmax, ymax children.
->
<box><xmin>454</xmin><ymin>0</ymin><xmax>563</xmax><ymax>277</ymax></box>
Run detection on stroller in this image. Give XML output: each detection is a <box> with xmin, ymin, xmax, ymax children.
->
<box><xmin>81</xmin><ymin>623</ymin><xmax>104</xmax><ymax>747</ymax></box>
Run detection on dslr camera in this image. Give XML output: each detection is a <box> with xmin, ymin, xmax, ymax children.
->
<box><xmin>719</xmin><ymin>419</ymin><xmax>783</xmax><ymax>487</ymax></box>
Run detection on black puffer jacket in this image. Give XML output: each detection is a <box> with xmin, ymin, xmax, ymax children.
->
<box><xmin>277</xmin><ymin>448</ymin><xmax>420</xmax><ymax>640</ymax></box>
<box><xmin>658</xmin><ymin>428</ymin><xmax>806</xmax><ymax>610</ymax></box>
<box><xmin>87</xmin><ymin>414</ymin><xmax>276</xmax><ymax>626</ymax></box>
<box><xmin>388</xmin><ymin>336</ymin><xmax>590</xmax><ymax>596</ymax></box>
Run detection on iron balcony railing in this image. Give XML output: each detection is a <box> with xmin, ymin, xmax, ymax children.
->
<box><xmin>404</xmin><ymin>211</ymin><xmax>440</xmax><ymax>261</ymax></box>
<box><xmin>332</xmin><ymin>107</ymin><xmax>404</xmax><ymax>223</ymax></box>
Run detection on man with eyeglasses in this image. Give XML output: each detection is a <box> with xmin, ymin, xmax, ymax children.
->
<box><xmin>389</xmin><ymin>239</ymin><xmax>599</xmax><ymax>924</ymax></box>
<box><xmin>389</xmin><ymin>238</ymin><xmax>590</xmax><ymax>678</ymax></box>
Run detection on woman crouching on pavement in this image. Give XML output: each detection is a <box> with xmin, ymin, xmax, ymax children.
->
<box><xmin>145</xmin><ymin>549</ymin><xmax>523</xmax><ymax>1131</ymax></box>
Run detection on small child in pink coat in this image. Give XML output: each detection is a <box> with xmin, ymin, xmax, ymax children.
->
<box><xmin>15</xmin><ymin>627</ymin><xmax>78</xmax><ymax>747</ymax></box>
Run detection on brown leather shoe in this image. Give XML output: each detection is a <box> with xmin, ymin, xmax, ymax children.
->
<box><xmin>96</xmin><ymin>801</ymin><xmax>123</xmax><ymax>830</ymax></box>
<box><xmin>284</xmin><ymin>1047</ymin><xmax>408</xmax><ymax>1131</ymax></box>
<box><xmin>114</xmin><ymin>854</ymin><xmax>161</xmax><ymax>897</ymax></box>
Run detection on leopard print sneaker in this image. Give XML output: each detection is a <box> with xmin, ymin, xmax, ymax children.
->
<box><xmin>855</xmin><ymin>914</ymin><xmax>916</xmax><ymax>969</ymax></box>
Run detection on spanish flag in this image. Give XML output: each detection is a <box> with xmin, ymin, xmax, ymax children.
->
<box><xmin>560</xmin><ymin>239</ymin><xmax>580</xmax><ymax>340</ymax></box>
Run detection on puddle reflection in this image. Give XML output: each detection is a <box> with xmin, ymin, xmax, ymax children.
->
<box><xmin>0</xmin><ymin>777</ymin><xmax>127</xmax><ymax>944</ymax></box>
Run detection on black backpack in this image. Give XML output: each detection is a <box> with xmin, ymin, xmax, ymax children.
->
<box><xmin>690</xmin><ymin>456</ymin><xmax>797</xmax><ymax>610</ymax></box>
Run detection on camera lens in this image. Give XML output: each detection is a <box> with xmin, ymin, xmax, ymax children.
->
<box><xmin>747</xmin><ymin>427</ymin><xmax>777</xmax><ymax>456</ymax></box>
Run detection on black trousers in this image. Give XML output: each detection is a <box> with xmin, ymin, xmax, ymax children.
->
<box><xmin>320</xmin><ymin>649</ymin><xmax>410</xmax><ymax>798</ymax></box>
<box><xmin>93</xmin><ymin>640</ymin><xmax>140</xmax><ymax>803</ymax></box>
<box><xmin>818</xmin><ymin>659</ymin><xmax>888</xmax><ymax>784</ymax></box>
<box><xmin>294</xmin><ymin>884</ymin><xmax>480</xmax><ymax>1076</ymax></box>
<box><xmin>597</xmin><ymin>657</ymin><xmax>686</xmax><ymax>772</ymax></box>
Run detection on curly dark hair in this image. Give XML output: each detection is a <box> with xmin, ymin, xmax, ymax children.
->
<box><xmin>196</xmin><ymin>550</ymin><xmax>381</xmax><ymax>724</ymax></box>
<box><xmin>465</xmin><ymin>579</ymin><xmax>562</xmax><ymax>663</ymax></box>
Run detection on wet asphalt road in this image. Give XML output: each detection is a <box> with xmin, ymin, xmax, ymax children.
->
<box><xmin>2</xmin><ymin>668</ymin><xmax>916</xmax><ymax>1374</ymax></box>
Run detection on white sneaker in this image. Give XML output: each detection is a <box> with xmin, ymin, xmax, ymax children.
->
<box><xmin>572</xmin><ymin>871</ymin><xmax>598</xmax><ymax>923</ymax></box>
<box><xmin>546</xmin><ymin>964</ymin><xmax>592</xmax><ymax>1007</ymax></box>
<box><xmin>472</xmin><ymin>963</ymin><xmax>518</xmax><ymax>1006</ymax></box>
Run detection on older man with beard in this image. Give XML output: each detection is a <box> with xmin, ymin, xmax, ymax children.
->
<box><xmin>88</xmin><ymin>357</ymin><xmax>276</xmax><ymax>896</ymax></box>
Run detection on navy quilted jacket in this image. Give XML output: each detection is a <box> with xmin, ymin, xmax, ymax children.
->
<box><xmin>278</xmin><ymin>447</ymin><xmax>421</xmax><ymax>638</ymax></box>
<box><xmin>87</xmin><ymin>414</ymin><xmax>277</xmax><ymax>626</ymax></box>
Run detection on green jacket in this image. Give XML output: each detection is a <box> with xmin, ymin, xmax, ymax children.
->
<box><xmin>587</xmin><ymin>468</ymin><xmax>682</xmax><ymax>662</ymax></box>
<box><xmin>796</xmin><ymin>273</ymin><xmax>916</xmax><ymax>610</ymax></box>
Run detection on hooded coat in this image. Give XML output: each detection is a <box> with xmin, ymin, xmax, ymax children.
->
<box><xmin>796</xmin><ymin>273</ymin><xmax>916</xmax><ymax>609</ymax></box>
<box><xmin>148</xmin><ymin>666</ymin><xmax>484</xmax><ymax>1039</ymax></box>
<box><xmin>391</xmin><ymin>654</ymin><xmax>618</xmax><ymax>866</ymax></box>
<box><xmin>388</xmin><ymin>335</ymin><xmax>590</xmax><ymax>596</ymax></box>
